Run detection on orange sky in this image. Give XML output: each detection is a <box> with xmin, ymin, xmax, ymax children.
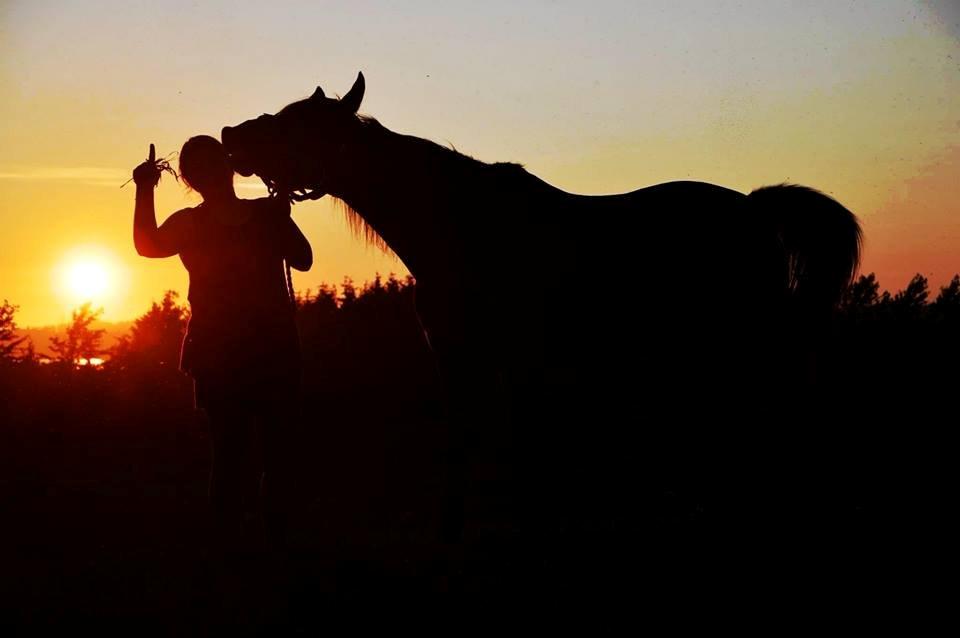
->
<box><xmin>1</xmin><ymin>1</ymin><xmax>958</xmax><ymax>326</ymax></box>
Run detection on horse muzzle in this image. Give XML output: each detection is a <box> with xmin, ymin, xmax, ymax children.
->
<box><xmin>221</xmin><ymin>125</ymin><xmax>258</xmax><ymax>177</ymax></box>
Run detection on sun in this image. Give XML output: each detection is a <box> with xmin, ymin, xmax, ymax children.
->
<box><xmin>66</xmin><ymin>260</ymin><xmax>110</xmax><ymax>299</ymax></box>
<box><xmin>57</xmin><ymin>251</ymin><xmax>118</xmax><ymax>305</ymax></box>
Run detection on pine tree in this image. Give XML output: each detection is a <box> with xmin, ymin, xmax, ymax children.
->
<box><xmin>340</xmin><ymin>276</ymin><xmax>357</xmax><ymax>308</ymax></box>
<box><xmin>933</xmin><ymin>275</ymin><xmax>960</xmax><ymax>311</ymax></box>
<box><xmin>0</xmin><ymin>300</ymin><xmax>26</xmax><ymax>361</ymax></box>
<box><xmin>315</xmin><ymin>283</ymin><xmax>338</xmax><ymax>311</ymax></box>
<box><xmin>112</xmin><ymin>291</ymin><xmax>187</xmax><ymax>368</ymax></box>
<box><xmin>843</xmin><ymin>273</ymin><xmax>880</xmax><ymax>310</ymax></box>
<box><xmin>49</xmin><ymin>303</ymin><xmax>105</xmax><ymax>366</ymax></box>
<box><xmin>385</xmin><ymin>273</ymin><xmax>402</xmax><ymax>295</ymax></box>
<box><xmin>891</xmin><ymin>274</ymin><xmax>929</xmax><ymax>319</ymax></box>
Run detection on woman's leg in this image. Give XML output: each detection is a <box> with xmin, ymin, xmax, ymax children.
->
<box><xmin>256</xmin><ymin>384</ymin><xmax>301</xmax><ymax>551</ymax></box>
<box><xmin>207</xmin><ymin>403</ymin><xmax>257</xmax><ymax>549</ymax></box>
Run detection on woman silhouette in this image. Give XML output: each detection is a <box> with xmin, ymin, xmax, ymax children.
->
<box><xmin>132</xmin><ymin>137</ymin><xmax>312</xmax><ymax>549</ymax></box>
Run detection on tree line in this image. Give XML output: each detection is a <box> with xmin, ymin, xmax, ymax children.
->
<box><xmin>2</xmin><ymin>271</ymin><xmax>959</xmax><ymax>374</ymax></box>
<box><xmin>0</xmin><ymin>273</ymin><xmax>422</xmax><ymax>368</ymax></box>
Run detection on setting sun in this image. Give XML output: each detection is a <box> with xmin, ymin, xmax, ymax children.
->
<box><xmin>65</xmin><ymin>260</ymin><xmax>110</xmax><ymax>299</ymax></box>
<box><xmin>54</xmin><ymin>249</ymin><xmax>126</xmax><ymax>315</ymax></box>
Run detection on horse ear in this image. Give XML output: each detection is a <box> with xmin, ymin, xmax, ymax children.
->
<box><xmin>311</xmin><ymin>86</ymin><xmax>325</xmax><ymax>100</ymax></box>
<box><xmin>340</xmin><ymin>72</ymin><xmax>365</xmax><ymax>113</ymax></box>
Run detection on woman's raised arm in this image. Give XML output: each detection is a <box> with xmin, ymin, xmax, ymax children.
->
<box><xmin>133</xmin><ymin>144</ymin><xmax>191</xmax><ymax>258</ymax></box>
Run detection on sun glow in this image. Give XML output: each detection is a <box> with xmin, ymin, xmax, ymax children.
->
<box><xmin>55</xmin><ymin>249</ymin><xmax>126</xmax><ymax>312</ymax></box>
<box><xmin>66</xmin><ymin>260</ymin><xmax>110</xmax><ymax>299</ymax></box>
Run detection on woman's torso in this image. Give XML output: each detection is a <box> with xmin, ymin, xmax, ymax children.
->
<box><xmin>177</xmin><ymin>197</ymin><xmax>299</xmax><ymax>378</ymax></box>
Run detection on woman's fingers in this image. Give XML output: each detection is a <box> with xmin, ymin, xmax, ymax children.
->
<box><xmin>148</xmin><ymin>143</ymin><xmax>156</xmax><ymax>163</ymax></box>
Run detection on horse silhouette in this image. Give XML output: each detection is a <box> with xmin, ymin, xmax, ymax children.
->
<box><xmin>221</xmin><ymin>72</ymin><xmax>862</xmax><ymax>539</ymax></box>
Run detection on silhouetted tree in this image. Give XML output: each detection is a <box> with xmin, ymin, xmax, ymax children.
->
<box><xmin>314</xmin><ymin>283</ymin><xmax>338</xmax><ymax>311</ymax></box>
<box><xmin>17</xmin><ymin>339</ymin><xmax>37</xmax><ymax>364</ymax></box>
<box><xmin>843</xmin><ymin>273</ymin><xmax>880</xmax><ymax>310</ymax></box>
<box><xmin>0</xmin><ymin>300</ymin><xmax>26</xmax><ymax>361</ymax></box>
<box><xmin>340</xmin><ymin>276</ymin><xmax>357</xmax><ymax>308</ymax></box>
<box><xmin>891</xmin><ymin>274</ymin><xmax>929</xmax><ymax>319</ymax></box>
<box><xmin>933</xmin><ymin>275</ymin><xmax>960</xmax><ymax>315</ymax></box>
<box><xmin>112</xmin><ymin>291</ymin><xmax>187</xmax><ymax>369</ymax></box>
<box><xmin>385</xmin><ymin>273</ymin><xmax>402</xmax><ymax>295</ymax></box>
<box><xmin>364</xmin><ymin>273</ymin><xmax>385</xmax><ymax>299</ymax></box>
<box><xmin>49</xmin><ymin>303</ymin><xmax>105</xmax><ymax>366</ymax></box>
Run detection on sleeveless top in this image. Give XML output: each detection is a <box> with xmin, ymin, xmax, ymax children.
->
<box><xmin>177</xmin><ymin>197</ymin><xmax>300</xmax><ymax>382</ymax></box>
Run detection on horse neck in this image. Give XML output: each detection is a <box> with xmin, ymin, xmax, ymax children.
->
<box><xmin>328</xmin><ymin>124</ymin><xmax>472</xmax><ymax>283</ymax></box>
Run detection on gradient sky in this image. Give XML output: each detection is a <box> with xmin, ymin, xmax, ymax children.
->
<box><xmin>1</xmin><ymin>0</ymin><xmax>958</xmax><ymax>326</ymax></box>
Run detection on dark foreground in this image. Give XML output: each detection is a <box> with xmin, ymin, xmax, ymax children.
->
<box><xmin>1</xmin><ymin>274</ymin><xmax>954</xmax><ymax>628</ymax></box>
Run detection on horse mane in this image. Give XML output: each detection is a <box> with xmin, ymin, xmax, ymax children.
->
<box><xmin>330</xmin><ymin>194</ymin><xmax>392</xmax><ymax>254</ymax></box>
<box><xmin>334</xmin><ymin>112</ymin><xmax>528</xmax><ymax>251</ymax></box>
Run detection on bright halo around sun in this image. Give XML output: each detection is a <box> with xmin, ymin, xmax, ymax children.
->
<box><xmin>66</xmin><ymin>260</ymin><xmax>110</xmax><ymax>299</ymax></box>
<box><xmin>56</xmin><ymin>248</ymin><xmax>125</xmax><ymax>309</ymax></box>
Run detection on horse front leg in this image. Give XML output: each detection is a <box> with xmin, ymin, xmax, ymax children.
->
<box><xmin>437</xmin><ymin>344</ymin><xmax>506</xmax><ymax>546</ymax></box>
<box><xmin>439</xmin><ymin>359</ymin><xmax>474</xmax><ymax>545</ymax></box>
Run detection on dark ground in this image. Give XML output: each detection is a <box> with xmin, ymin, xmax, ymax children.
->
<box><xmin>1</xmin><ymin>275</ymin><xmax>954</xmax><ymax>629</ymax></box>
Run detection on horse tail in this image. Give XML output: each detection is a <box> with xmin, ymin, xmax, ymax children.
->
<box><xmin>748</xmin><ymin>184</ymin><xmax>862</xmax><ymax>322</ymax></box>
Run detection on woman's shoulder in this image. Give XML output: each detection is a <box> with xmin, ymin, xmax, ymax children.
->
<box><xmin>163</xmin><ymin>205</ymin><xmax>200</xmax><ymax>228</ymax></box>
<box><xmin>249</xmin><ymin>196</ymin><xmax>290</xmax><ymax>216</ymax></box>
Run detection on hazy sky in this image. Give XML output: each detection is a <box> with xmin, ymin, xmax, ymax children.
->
<box><xmin>1</xmin><ymin>0</ymin><xmax>958</xmax><ymax>325</ymax></box>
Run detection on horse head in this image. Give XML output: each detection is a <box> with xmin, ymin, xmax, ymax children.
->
<box><xmin>221</xmin><ymin>72</ymin><xmax>366</xmax><ymax>201</ymax></box>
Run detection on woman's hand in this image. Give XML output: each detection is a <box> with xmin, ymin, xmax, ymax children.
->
<box><xmin>133</xmin><ymin>144</ymin><xmax>161</xmax><ymax>188</ymax></box>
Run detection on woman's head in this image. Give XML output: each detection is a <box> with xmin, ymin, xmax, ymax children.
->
<box><xmin>179</xmin><ymin>135</ymin><xmax>234</xmax><ymax>196</ymax></box>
